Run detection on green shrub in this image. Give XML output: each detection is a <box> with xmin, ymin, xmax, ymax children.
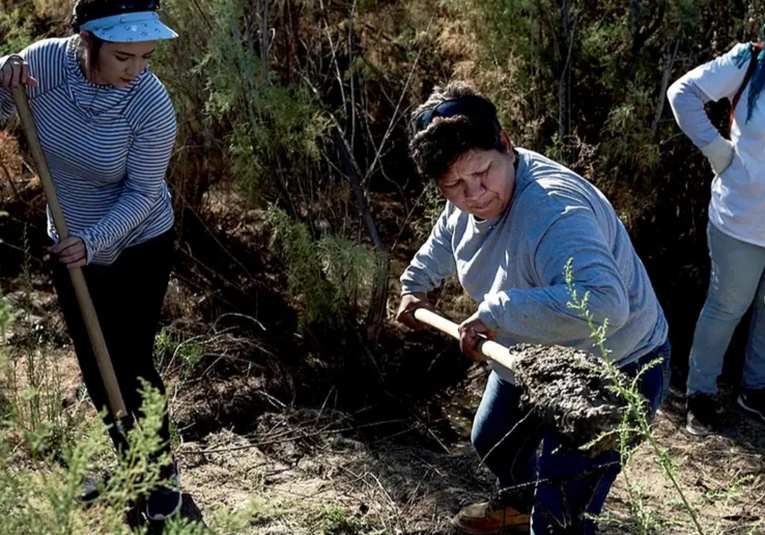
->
<box><xmin>265</xmin><ymin>205</ymin><xmax>375</xmax><ymax>325</ymax></box>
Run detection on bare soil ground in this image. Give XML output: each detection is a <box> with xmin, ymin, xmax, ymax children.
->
<box><xmin>4</xmin><ymin>322</ymin><xmax>763</xmax><ymax>534</ymax></box>
<box><xmin>1</xmin><ymin>187</ymin><xmax>763</xmax><ymax>535</ymax></box>
<box><xmin>171</xmin><ymin>383</ymin><xmax>765</xmax><ymax>535</ymax></box>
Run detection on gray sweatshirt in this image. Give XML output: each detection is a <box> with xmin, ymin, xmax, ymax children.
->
<box><xmin>401</xmin><ymin>148</ymin><xmax>668</xmax><ymax>381</ymax></box>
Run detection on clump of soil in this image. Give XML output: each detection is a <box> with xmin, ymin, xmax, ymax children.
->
<box><xmin>513</xmin><ymin>344</ymin><xmax>628</xmax><ymax>456</ymax></box>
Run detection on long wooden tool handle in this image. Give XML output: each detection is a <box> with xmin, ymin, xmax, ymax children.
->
<box><xmin>413</xmin><ymin>308</ymin><xmax>518</xmax><ymax>371</ymax></box>
<box><xmin>12</xmin><ymin>86</ymin><xmax>127</xmax><ymax>420</ymax></box>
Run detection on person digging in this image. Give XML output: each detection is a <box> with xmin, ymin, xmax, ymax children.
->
<box><xmin>1</xmin><ymin>0</ymin><xmax>181</xmax><ymax>521</ymax></box>
<box><xmin>396</xmin><ymin>82</ymin><xmax>671</xmax><ymax>535</ymax></box>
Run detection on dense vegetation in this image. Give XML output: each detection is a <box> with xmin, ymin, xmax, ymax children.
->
<box><xmin>2</xmin><ymin>1</ymin><xmax>765</xmax><ymax>533</ymax></box>
<box><xmin>4</xmin><ymin>0</ymin><xmax>764</xmax><ymax>355</ymax></box>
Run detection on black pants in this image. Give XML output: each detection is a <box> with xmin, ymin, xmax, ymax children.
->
<box><xmin>51</xmin><ymin>229</ymin><xmax>174</xmax><ymax>458</ymax></box>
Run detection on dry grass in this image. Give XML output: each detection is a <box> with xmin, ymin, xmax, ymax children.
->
<box><xmin>0</xmin><ymin>132</ymin><xmax>23</xmax><ymax>199</ymax></box>
<box><xmin>174</xmin><ymin>393</ymin><xmax>765</xmax><ymax>534</ymax></box>
<box><xmin>178</xmin><ymin>408</ymin><xmax>493</xmax><ymax>535</ymax></box>
<box><xmin>33</xmin><ymin>0</ymin><xmax>72</xmax><ymax>21</ymax></box>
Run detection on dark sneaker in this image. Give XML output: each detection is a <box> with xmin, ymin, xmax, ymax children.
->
<box><xmin>145</xmin><ymin>457</ymin><xmax>182</xmax><ymax>521</ymax></box>
<box><xmin>686</xmin><ymin>393</ymin><xmax>718</xmax><ymax>436</ymax></box>
<box><xmin>452</xmin><ymin>496</ymin><xmax>530</xmax><ymax>534</ymax></box>
<box><xmin>81</xmin><ymin>476</ymin><xmax>102</xmax><ymax>505</ymax></box>
<box><xmin>80</xmin><ymin>471</ymin><xmax>113</xmax><ymax>505</ymax></box>
<box><xmin>737</xmin><ymin>388</ymin><xmax>765</xmax><ymax>423</ymax></box>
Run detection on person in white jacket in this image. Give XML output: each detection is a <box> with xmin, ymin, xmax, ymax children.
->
<box><xmin>668</xmin><ymin>42</ymin><xmax>765</xmax><ymax>436</ymax></box>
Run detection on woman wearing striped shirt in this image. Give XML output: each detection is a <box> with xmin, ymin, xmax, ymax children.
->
<box><xmin>1</xmin><ymin>0</ymin><xmax>181</xmax><ymax>520</ymax></box>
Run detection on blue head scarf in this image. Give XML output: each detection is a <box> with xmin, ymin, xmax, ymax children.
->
<box><xmin>731</xmin><ymin>33</ymin><xmax>765</xmax><ymax>123</ymax></box>
<box><xmin>747</xmin><ymin>46</ymin><xmax>765</xmax><ymax>122</ymax></box>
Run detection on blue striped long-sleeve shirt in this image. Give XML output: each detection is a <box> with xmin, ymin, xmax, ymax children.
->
<box><xmin>0</xmin><ymin>36</ymin><xmax>176</xmax><ymax>265</ymax></box>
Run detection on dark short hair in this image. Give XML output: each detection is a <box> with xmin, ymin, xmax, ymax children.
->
<box><xmin>409</xmin><ymin>82</ymin><xmax>504</xmax><ymax>181</ymax></box>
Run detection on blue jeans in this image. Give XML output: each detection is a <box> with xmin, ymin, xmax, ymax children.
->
<box><xmin>471</xmin><ymin>341</ymin><xmax>671</xmax><ymax>535</ymax></box>
<box><xmin>687</xmin><ymin>222</ymin><xmax>765</xmax><ymax>395</ymax></box>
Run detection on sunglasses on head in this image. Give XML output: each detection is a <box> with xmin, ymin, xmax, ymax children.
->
<box><xmin>412</xmin><ymin>96</ymin><xmax>495</xmax><ymax>133</ymax></box>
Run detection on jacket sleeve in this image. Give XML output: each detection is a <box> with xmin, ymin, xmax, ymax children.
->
<box><xmin>0</xmin><ymin>54</ymin><xmax>15</xmax><ymax>122</ymax></box>
<box><xmin>476</xmin><ymin>207</ymin><xmax>629</xmax><ymax>352</ymax></box>
<box><xmin>0</xmin><ymin>38</ymin><xmax>67</xmax><ymax>122</ymax></box>
<box><xmin>399</xmin><ymin>204</ymin><xmax>457</xmax><ymax>294</ymax></box>
<box><xmin>667</xmin><ymin>43</ymin><xmax>752</xmax><ymax>166</ymax></box>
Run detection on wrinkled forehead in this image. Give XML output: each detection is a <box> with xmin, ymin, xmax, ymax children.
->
<box><xmin>439</xmin><ymin>149</ymin><xmax>494</xmax><ymax>181</ymax></box>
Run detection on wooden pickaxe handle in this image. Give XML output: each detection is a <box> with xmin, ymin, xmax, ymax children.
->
<box><xmin>413</xmin><ymin>308</ymin><xmax>518</xmax><ymax>371</ymax></box>
<box><xmin>12</xmin><ymin>86</ymin><xmax>127</xmax><ymax>420</ymax></box>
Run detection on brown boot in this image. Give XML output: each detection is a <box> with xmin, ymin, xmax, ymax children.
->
<box><xmin>452</xmin><ymin>499</ymin><xmax>530</xmax><ymax>534</ymax></box>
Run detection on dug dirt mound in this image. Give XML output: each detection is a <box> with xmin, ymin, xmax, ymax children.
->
<box><xmin>512</xmin><ymin>344</ymin><xmax>629</xmax><ymax>456</ymax></box>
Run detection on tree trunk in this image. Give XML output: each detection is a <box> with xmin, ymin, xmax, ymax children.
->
<box><xmin>259</xmin><ymin>0</ymin><xmax>269</xmax><ymax>87</ymax></box>
<box><xmin>652</xmin><ymin>42</ymin><xmax>679</xmax><ymax>137</ymax></box>
<box><xmin>331</xmin><ymin>126</ymin><xmax>390</xmax><ymax>344</ymax></box>
<box><xmin>629</xmin><ymin>0</ymin><xmax>666</xmax><ymax>67</ymax></box>
<box><xmin>558</xmin><ymin>0</ymin><xmax>574</xmax><ymax>157</ymax></box>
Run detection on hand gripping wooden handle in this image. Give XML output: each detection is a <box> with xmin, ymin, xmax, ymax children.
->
<box><xmin>413</xmin><ymin>308</ymin><xmax>518</xmax><ymax>371</ymax></box>
<box><xmin>12</xmin><ymin>86</ymin><xmax>127</xmax><ymax>420</ymax></box>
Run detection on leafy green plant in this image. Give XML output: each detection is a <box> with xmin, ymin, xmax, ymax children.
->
<box><xmin>0</xmin><ymin>8</ymin><xmax>34</xmax><ymax>56</ymax></box>
<box><xmin>0</xmin><ymin>287</ymin><xmax>14</xmax><ymax>341</ymax></box>
<box><xmin>0</xmin><ymin>280</ymin><xmax>265</xmax><ymax>534</ymax></box>
<box><xmin>166</xmin><ymin>0</ymin><xmax>329</xmax><ymax>205</ymax></box>
<box><xmin>1</xmin><ymin>229</ymin><xmax>76</xmax><ymax>457</ymax></box>
<box><xmin>315</xmin><ymin>504</ymin><xmax>389</xmax><ymax>535</ymax></box>
<box><xmin>265</xmin><ymin>205</ymin><xmax>375</xmax><ymax>325</ymax></box>
<box><xmin>154</xmin><ymin>328</ymin><xmax>204</xmax><ymax>379</ymax></box>
<box><xmin>0</xmin><ymin>376</ymin><xmax>260</xmax><ymax>534</ymax></box>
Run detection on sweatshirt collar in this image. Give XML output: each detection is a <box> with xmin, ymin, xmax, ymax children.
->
<box><xmin>64</xmin><ymin>36</ymin><xmax>145</xmax><ymax>122</ymax></box>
